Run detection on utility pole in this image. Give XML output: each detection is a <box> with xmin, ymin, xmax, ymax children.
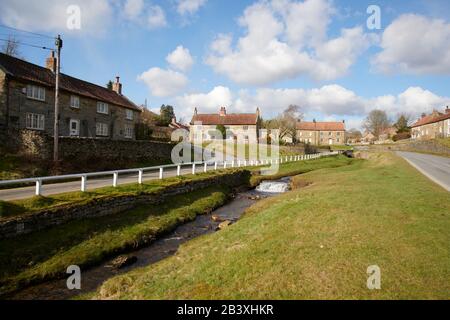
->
<box><xmin>53</xmin><ymin>35</ymin><xmax>63</xmax><ymax>162</ymax></box>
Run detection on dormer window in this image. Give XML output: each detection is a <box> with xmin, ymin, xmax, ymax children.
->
<box><xmin>97</xmin><ymin>102</ymin><xmax>109</xmax><ymax>114</ymax></box>
<box><xmin>26</xmin><ymin>85</ymin><xmax>45</xmax><ymax>101</ymax></box>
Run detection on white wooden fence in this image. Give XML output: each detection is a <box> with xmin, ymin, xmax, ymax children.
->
<box><xmin>0</xmin><ymin>152</ymin><xmax>340</xmax><ymax>196</ymax></box>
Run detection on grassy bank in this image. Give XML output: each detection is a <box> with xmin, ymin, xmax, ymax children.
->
<box><xmin>0</xmin><ymin>186</ymin><xmax>230</xmax><ymax>296</ymax></box>
<box><xmin>97</xmin><ymin>152</ymin><xmax>450</xmax><ymax>300</ymax></box>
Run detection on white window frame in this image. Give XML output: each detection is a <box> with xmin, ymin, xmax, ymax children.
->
<box><xmin>126</xmin><ymin>109</ymin><xmax>134</xmax><ymax>120</ymax></box>
<box><xmin>97</xmin><ymin>102</ymin><xmax>109</xmax><ymax>114</ymax></box>
<box><xmin>96</xmin><ymin>122</ymin><xmax>109</xmax><ymax>137</ymax></box>
<box><xmin>26</xmin><ymin>113</ymin><xmax>45</xmax><ymax>130</ymax></box>
<box><xmin>124</xmin><ymin>125</ymin><xmax>133</xmax><ymax>139</ymax></box>
<box><xmin>70</xmin><ymin>95</ymin><xmax>80</xmax><ymax>109</ymax></box>
<box><xmin>69</xmin><ymin>119</ymin><xmax>80</xmax><ymax>136</ymax></box>
<box><xmin>26</xmin><ymin>85</ymin><xmax>45</xmax><ymax>102</ymax></box>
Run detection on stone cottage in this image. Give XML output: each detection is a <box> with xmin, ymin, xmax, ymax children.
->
<box><xmin>190</xmin><ymin>107</ymin><xmax>261</xmax><ymax>143</ymax></box>
<box><xmin>411</xmin><ymin>107</ymin><xmax>450</xmax><ymax>140</ymax></box>
<box><xmin>0</xmin><ymin>52</ymin><xmax>141</xmax><ymax>140</ymax></box>
<box><xmin>296</xmin><ymin>120</ymin><xmax>346</xmax><ymax>145</ymax></box>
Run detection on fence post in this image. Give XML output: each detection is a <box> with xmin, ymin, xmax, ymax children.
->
<box><xmin>113</xmin><ymin>172</ymin><xmax>118</xmax><ymax>187</ymax></box>
<box><xmin>177</xmin><ymin>165</ymin><xmax>181</xmax><ymax>176</ymax></box>
<box><xmin>138</xmin><ymin>170</ymin><xmax>143</xmax><ymax>184</ymax></box>
<box><xmin>35</xmin><ymin>179</ymin><xmax>42</xmax><ymax>196</ymax></box>
<box><xmin>224</xmin><ymin>161</ymin><xmax>227</xmax><ymax>169</ymax></box>
<box><xmin>214</xmin><ymin>162</ymin><xmax>218</xmax><ymax>171</ymax></box>
<box><xmin>81</xmin><ymin>175</ymin><xmax>87</xmax><ymax>192</ymax></box>
<box><xmin>232</xmin><ymin>160</ymin><xmax>235</xmax><ymax>168</ymax></box>
<box><xmin>204</xmin><ymin>162</ymin><xmax>208</xmax><ymax>173</ymax></box>
<box><xmin>192</xmin><ymin>163</ymin><xmax>196</xmax><ymax>175</ymax></box>
<box><xmin>159</xmin><ymin>167</ymin><xmax>164</xmax><ymax>179</ymax></box>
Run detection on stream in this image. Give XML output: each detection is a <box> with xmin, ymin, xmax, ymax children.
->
<box><xmin>11</xmin><ymin>179</ymin><xmax>291</xmax><ymax>300</ymax></box>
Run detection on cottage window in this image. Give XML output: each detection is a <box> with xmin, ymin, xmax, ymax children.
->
<box><xmin>243</xmin><ymin>126</ymin><xmax>249</xmax><ymax>131</ymax></box>
<box><xmin>70</xmin><ymin>95</ymin><xmax>80</xmax><ymax>109</ymax></box>
<box><xmin>97</xmin><ymin>102</ymin><xmax>109</xmax><ymax>114</ymax></box>
<box><xmin>26</xmin><ymin>113</ymin><xmax>45</xmax><ymax>130</ymax></box>
<box><xmin>26</xmin><ymin>85</ymin><xmax>45</xmax><ymax>101</ymax></box>
<box><xmin>126</xmin><ymin>109</ymin><xmax>134</xmax><ymax>120</ymax></box>
<box><xmin>124</xmin><ymin>125</ymin><xmax>133</xmax><ymax>139</ymax></box>
<box><xmin>96</xmin><ymin>123</ymin><xmax>109</xmax><ymax>137</ymax></box>
<box><xmin>337</xmin><ymin>132</ymin><xmax>341</xmax><ymax>136</ymax></box>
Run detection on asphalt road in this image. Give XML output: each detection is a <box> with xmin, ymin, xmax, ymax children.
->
<box><xmin>0</xmin><ymin>164</ymin><xmax>217</xmax><ymax>202</ymax></box>
<box><xmin>397</xmin><ymin>151</ymin><xmax>450</xmax><ymax>192</ymax></box>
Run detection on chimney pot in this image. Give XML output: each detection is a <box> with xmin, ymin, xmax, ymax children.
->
<box><xmin>46</xmin><ymin>51</ymin><xmax>57</xmax><ymax>73</ymax></box>
<box><xmin>446</xmin><ymin>106</ymin><xmax>450</xmax><ymax>114</ymax></box>
<box><xmin>112</xmin><ymin>76</ymin><xmax>122</xmax><ymax>95</ymax></box>
<box><xmin>219</xmin><ymin>107</ymin><xmax>227</xmax><ymax>117</ymax></box>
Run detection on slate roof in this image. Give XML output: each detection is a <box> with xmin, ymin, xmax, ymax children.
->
<box><xmin>0</xmin><ymin>52</ymin><xmax>141</xmax><ymax>111</ymax></box>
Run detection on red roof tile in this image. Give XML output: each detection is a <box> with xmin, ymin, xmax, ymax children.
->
<box><xmin>191</xmin><ymin>113</ymin><xmax>258</xmax><ymax>125</ymax></box>
<box><xmin>297</xmin><ymin>121</ymin><xmax>345</xmax><ymax>131</ymax></box>
<box><xmin>0</xmin><ymin>53</ymin><xmax>141</xmax><ymax>111</ymax></box>
<box><xmin>412</xmin><ymin>111</ymin><xmax>450</xmax><ymax>128</ymax></box>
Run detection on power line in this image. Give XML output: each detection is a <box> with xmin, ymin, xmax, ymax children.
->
<box><xmin>0</xmin><ymin>24</ymin><xmax>56</xmax><ymax>40</ymax></box>
<box><xmin>0</xmin><ymin>38</ymin><xmax>54</xmax><ymax>51</ymax></box>
<box><xmin>0</xmin><ymin>32</ymin><xmax>53</xmax><ymax>40</ymax></box>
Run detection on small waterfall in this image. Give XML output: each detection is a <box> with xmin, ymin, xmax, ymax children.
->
<box><xmin>256</xmin><ymin>181</ymin><xmax>290</xmax><ymax>193</ymax></box>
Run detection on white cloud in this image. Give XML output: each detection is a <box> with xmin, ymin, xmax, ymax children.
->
<box><xmin>0</xmin><ymin>0</ymin><xmax>168</xmax><ymax>34</ymax></box>
<box><xmin>177</xmin><ymin>0</ymin><xmax>207</xmax><ymax>16</ymax></box>
<box><xmin>206</xmin><ymin>0</ymin><xmax>373</xmax><ymax>85</ymax></box>
<box><xmin>138</xmin><ymin>68</ymin><xmax>188</xmax><ymax>97</ymax></box>
<box><xmin>175</xmin><ymin>86</ymin><xmax>233</xmax><ymax>114</ymax></box>
<box><xmin>147</xmin><ymin>5</ymin><xmax>167</xmax><ymax>29</ymax></box>
<box><xmin>166</xmin><ymin>46</ymin><xmax>194</xmax><ymax>72</ymax></box>
<box><xmin>124</xmin><ymin>0</ymin><xmax>143</xmax><ymax>19</ymax></box>
<box><xmin>373</xmin><ymin>14</ymin><xmax>450</xmax><ymax>74</ymax></box>
<box><xmin>0</xmin><ymin>0</ymin><xmax>113</xmax><ymax>34</ymax></box>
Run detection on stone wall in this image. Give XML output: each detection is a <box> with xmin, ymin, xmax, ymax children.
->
<box><xmin>2</xmin><ymin>128</ymin><xmax>174</xmax><ymax>162</ymax></box>
<box><xmin>369</xmin><ymin>140</ymin><xmax>450</xmax><ymax>157</ymax></box>
<box><xmin>0</xmin><ymin>170</ymin><xmax>250</xmax><ymax>239</ymax></box>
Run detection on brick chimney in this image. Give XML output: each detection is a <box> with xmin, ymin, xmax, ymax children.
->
<box><xmin>446</xmin><ymin>106</ymin><xmax>450</xmax><ymax>114</ymax></box>
<box><xmin>112</xmin><ymin>76</ymin><xmax>122</xmax><ymax>95</ymax></box>
<box><xmin>219</xmin><ymin>107</ymin><xmax>227</xmax><ymax>117</ymax></box>
<box><xmin>194</xmin><ymin>107</ymin><xmax>198</xmax><ymax>115</ymax></box>
<box><xmin>421</xmin><ymin>113</ymin><xmax>427</xmax><ymax>118</ymax></box>
<box><xmin>46</xmin><ymin>51</ymin><xmax>57</xmax><ymax>73</ymax></box>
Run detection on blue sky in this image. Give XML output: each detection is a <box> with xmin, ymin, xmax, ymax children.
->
<box><xmin>1</xmin><ymin>0</ymin><xmax>449</xmax><ymax>129</ymax></box>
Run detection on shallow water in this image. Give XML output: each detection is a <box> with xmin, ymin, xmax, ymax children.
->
<box><xmin>11</xmin><ymin>180</ymin><xmax>290</xmax><ymax>300</ymax></box>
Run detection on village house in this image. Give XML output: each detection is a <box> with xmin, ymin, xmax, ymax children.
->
<box><xmin>190</xmin><ymin>107</ymin><xmax>260</xmax><ymax>143</ymax></box>
<box><xmin>361</xmin><ymin>131</ymin><xmax>376</xmax><ymax>144</ymax></box>
<box><xmin>0</xmin><ymin>52</ymin><xmax>141</xmax><ymax>140</ymax></box>
<box><xmin>296</xmin><ymin>120</ymin><xmax>346</xmax><ymax>146</ymax></box>
<box><xmin>411</xmin><ymin>107</ymin><xmax>450</xmax><ymax>140</ymax></box>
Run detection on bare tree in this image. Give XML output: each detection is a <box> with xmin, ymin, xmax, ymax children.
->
<box><xmin>1</xmin><ymin>36</ymin><xmax>21</xmax><ymax>57</ymax></box>
<box><xmin>265</xmin><ymin>105</ymin><xmax>303</xmax><ymax>141</ymax></box>
<box><xmin>364</xmin><ymin>110</ymin><xmax>391</xmax><ymax>138</ymax></box>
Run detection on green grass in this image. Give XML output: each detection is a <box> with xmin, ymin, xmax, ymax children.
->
<box><xmin>0</xmin><ymin>170</ymin><xmax>242</xmax><ymax>220</ymax></box>
<box><xmin>96</xmin><ymin>152</ymin><xmax>450</xmax><ymax>300</ymax></box>
<box><xmin>436</xmin><ymin>137</ymin><xmax>450</xmax><ymax>149</ymax></box>
<box><xmin>0</xmin><ymin>186</ymin><xmax>231</xmax><ymax>296</ymax></box>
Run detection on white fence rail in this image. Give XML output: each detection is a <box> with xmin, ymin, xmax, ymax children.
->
<box><xmin>0</xmin><ymin>152</ymin><xmax>340</xmax><ymax>197</ymax></box>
